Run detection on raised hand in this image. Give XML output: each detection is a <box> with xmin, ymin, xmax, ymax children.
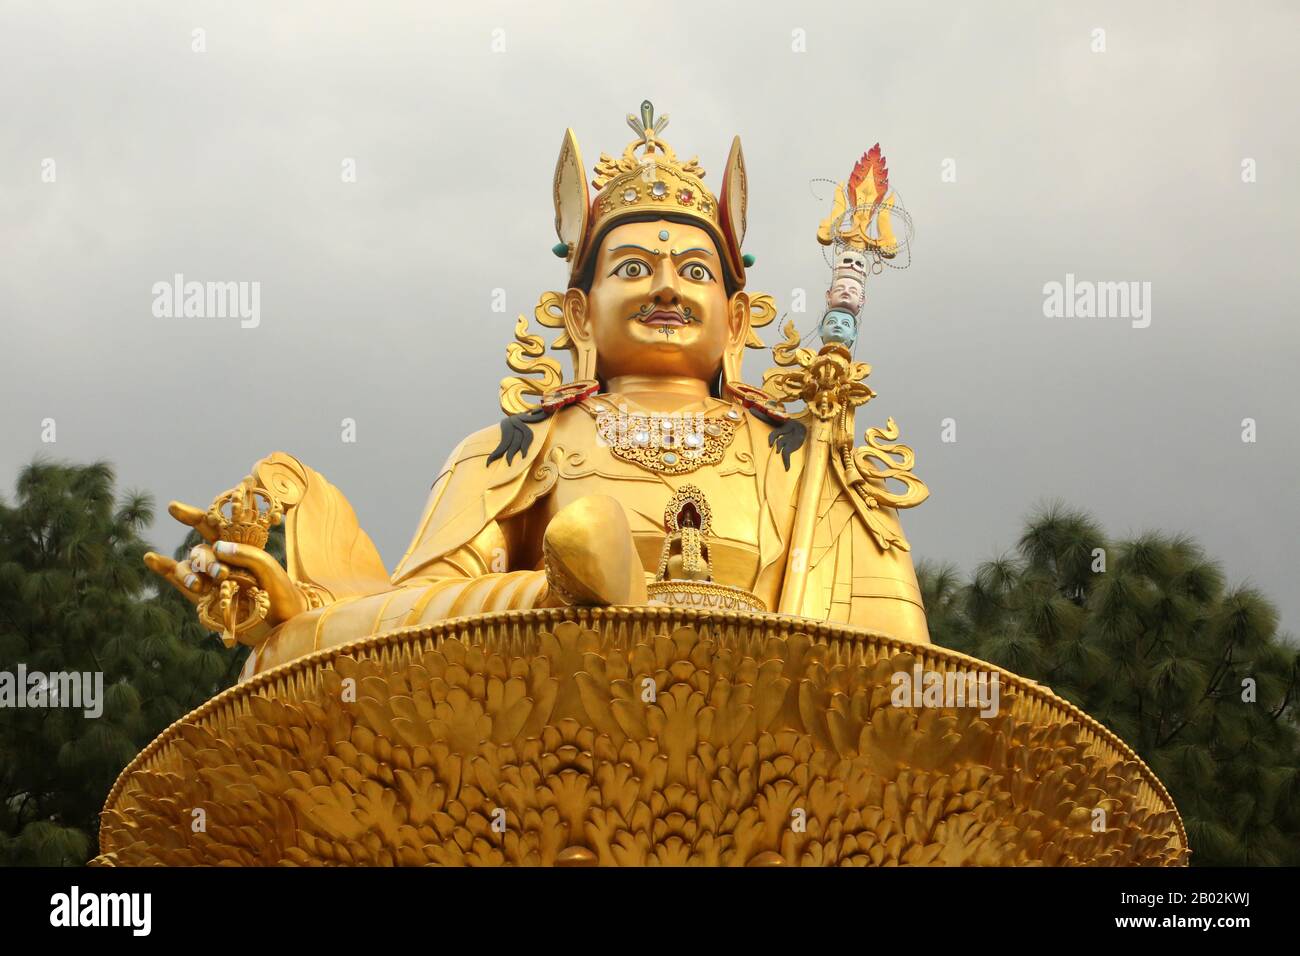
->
<box><xmin>144</xmin><ymin>500</ymin><xmax>309</xmax><ymax>630</ymax></box>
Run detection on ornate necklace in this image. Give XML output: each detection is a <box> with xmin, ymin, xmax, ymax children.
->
<box><xmin>584</xmin><ymin>395</ymin><xmax>746</xmax><ymax>475</ymax></box>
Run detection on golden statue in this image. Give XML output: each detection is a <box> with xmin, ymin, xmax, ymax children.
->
<box><xmin>143</xmin><ymin>101</ymin><xmax>931</xmax><ymax>674</ymax></box>
<box><xmin>97</xmin><ymin>103</ymin><xmax>1187</xmax><ymax>866</ymax></box>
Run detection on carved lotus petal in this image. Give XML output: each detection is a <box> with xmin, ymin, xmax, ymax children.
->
<box><xmin>94</xmin><ymin>608</ymin><xmax>1187</xmax><ymax>867</ymax></box>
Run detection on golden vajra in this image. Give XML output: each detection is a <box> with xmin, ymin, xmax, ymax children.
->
<box><xmin>196</xmin><ymin>477</ymin><xmax>283</xmax><ymax>648</ymax></box>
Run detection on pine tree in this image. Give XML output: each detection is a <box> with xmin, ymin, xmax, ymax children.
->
<box><xmin>0</xmin><ymin>461</ymin><xmax>249</xmax><ymax>865</ymax></box>
<box><xmin>920</xmin><ymin>502</ymin><xmax>1300</xmax><ymax>865</ymax></box>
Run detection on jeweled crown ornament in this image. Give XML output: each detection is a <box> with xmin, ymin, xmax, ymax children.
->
<box><xmin>553</xmin><ymin>99</ymin><xmax>751</xmax><ymax>289</ymax></box>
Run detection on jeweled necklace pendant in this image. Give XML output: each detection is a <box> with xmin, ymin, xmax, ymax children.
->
<box><xmin>588</xmin><ymin>397</ymin><xmax>744</xmax><ymax>475</ymax></box>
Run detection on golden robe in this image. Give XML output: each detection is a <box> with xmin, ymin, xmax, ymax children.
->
<box><xmin>241</xmin><ymin>399</ymin><xmax>928</xmax><ymax>678</ymax></box>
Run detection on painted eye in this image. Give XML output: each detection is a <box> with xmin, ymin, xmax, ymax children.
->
<box><xmin>680</xmin><ymin>262</ymin><xmax>714</xmax><ymax>282</ymax></box>
<box><xmin>613</xmin><ymin>260</ymin><xmax>649</xmax><ymax>279</ymax></box>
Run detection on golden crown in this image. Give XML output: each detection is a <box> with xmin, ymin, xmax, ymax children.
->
<box><xmin>553</xmin><ymin>100</ymin><xmax>750</xmax><ymax>289</ymax></box>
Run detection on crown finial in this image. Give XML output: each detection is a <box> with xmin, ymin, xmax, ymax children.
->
<box><xmin>624</xmin><ymin>99</ymin><xmax>670</xmax><ymax>153</ymax></box>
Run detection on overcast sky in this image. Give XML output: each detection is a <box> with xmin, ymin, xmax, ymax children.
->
<box><xmin>3</xmin><ymin>1</ymin><xmax>1297</xmax><ymax>637</ymax></box>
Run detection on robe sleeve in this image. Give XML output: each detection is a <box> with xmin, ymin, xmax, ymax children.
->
<box><xmin>390</xmin><ymin>415</ymin><xmax>556</xmax><ymax>584</ymax></box>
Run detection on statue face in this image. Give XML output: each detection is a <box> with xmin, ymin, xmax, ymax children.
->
<box><xmin>820</xmin><ymin>309</ymin><xmax>857</xmax><ymax>347</ymax></box>
<box><xmin>826</xmin><ymin>276</ymin><xmax>865</xmax><ymax>315</ymax></box>
<box><xmin>568</xmin><ymin>219</ymin><xmax>744</xmax><ymax>383</ymax></box>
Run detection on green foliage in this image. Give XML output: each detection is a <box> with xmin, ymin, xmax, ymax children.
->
<box><xmin>0</xmin><ymin>460</ymin><xmax>250</xmax><ymax>865</ymax></box>
<box><xmin>920</xmin><ymin>501</ymin><xmax>1300</xmax><ymax>866</ymax></box>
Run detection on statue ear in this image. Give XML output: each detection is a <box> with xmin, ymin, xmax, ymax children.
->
<box><xmin>721</xmin><ymin>291</ymin><xmax>751</xmax><ymax>391</ymax></box>
<box><xmin>727</xmin><ymin>291</ymin><xmax>752</xmax><ymax>348</ymax></box>
<box><xmin>562</xmin><ymin>288</ymin><xmax>590</xmax><ymax>340</ymax></box>
<box><xmin>562</xmin><ymin>288</ymin><xmax>597</xmax><ymax>381</ymax></box>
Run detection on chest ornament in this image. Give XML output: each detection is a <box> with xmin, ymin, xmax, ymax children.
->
<box><xmin>587</xmin><ymin>398</ymin><xmax>745</xmax><ymax>476</ymax></box>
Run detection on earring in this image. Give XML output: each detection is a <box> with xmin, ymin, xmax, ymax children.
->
<box><xmin>721</xmin><ymin>343</ymin><xmax>744</xmax><ymax>393</ymax></box>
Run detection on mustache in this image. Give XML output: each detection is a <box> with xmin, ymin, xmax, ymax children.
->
<box><xmin>627</xmin><ymin>303</ymin><xmax>700</xmax><ymax>324</ymax></box>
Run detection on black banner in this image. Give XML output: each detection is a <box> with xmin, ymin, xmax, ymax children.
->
<box><xmin>0</xmin><ymin>865</ymin><xmax>1280</xmax><ymax>943</ymax></box>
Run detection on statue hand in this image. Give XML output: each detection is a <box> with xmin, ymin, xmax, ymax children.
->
<box><xmin>541</xmin><ymin>495</ymin><xmax>647</xmax><ymax>607</ymax></box>
<box><xmin>144</xmin><ymin>501</ymin><xmax>309</xmax><ymax>628</ymax></box>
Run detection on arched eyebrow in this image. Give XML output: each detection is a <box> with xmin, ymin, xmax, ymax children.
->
<box><xmin>607</xmin><ymin>244</ymin><xmax>714</xmax><ymax>258</ymax></box>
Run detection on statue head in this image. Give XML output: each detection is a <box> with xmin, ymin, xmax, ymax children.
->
<box><xmin>561</xmin><ymin>218</ymin><xmax>754</xmax><ymax>387</ymax></box>
<box><xmin>819</xmin><ymin>308</ymin><xmax>858</xmax><ymax>348</ymax></box>
<box><xmin>562</xmin><ymin>217</ymin><xmax>750</xmax><ymax>385</ymax></box>
<box><xmin>825</xmin><ymin>245</ymin><xmax>867</xmax><ymax>315</ymax></box>
<box><xmin>826</xmin><ymin>273</ymin><xmax>865</xmax><ymax>316</ymax></box>
<box><xmin>552</xmin><ymin>101</ymin><xmax>756</xmax><ymax>391</ymax></box>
